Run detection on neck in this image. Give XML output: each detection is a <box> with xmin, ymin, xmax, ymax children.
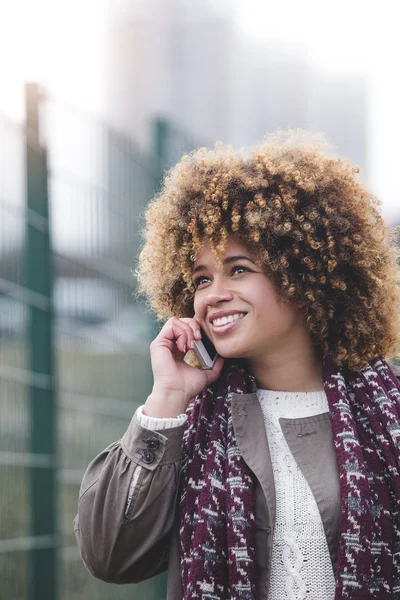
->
<box><xmin>246</xmin><ymin>333</ymin><xmax>324</xmax><ymax>393</ymax></box>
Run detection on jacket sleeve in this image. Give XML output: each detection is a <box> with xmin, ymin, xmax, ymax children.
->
<box><xmin>73</xmin><ymin>410</ymin><xmax>186</xmax><ymax>584</ymax></box>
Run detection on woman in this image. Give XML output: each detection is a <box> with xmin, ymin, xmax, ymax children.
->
<box><xmin>74</xmin><ymin>131</ymin><xmax>400</xmax><ymax>599</ymax></box>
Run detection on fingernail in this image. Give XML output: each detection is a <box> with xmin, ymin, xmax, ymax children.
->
<box><xmin>195</xmin><ymin>330</ymin><xmax>201</xmax><ymax>339</ymax></box>
<box><xmin>189</xmin><ymin>340</ymin><xmax>194</xmax><ymax>349</ymax></box>
<box><xmin>183</xmin><ymin>344</ymin><xmax>187</xmax><ymax>353</ymax></box>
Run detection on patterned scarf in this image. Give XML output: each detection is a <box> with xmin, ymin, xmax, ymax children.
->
<box><xmin>178</xmin><ymin>356</ymin><xmax>400</xmax><ymax>599</ymax></box>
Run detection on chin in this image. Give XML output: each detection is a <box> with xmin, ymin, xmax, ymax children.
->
<box><xmin>216</xmin><ymin>345</ymin><xmax>247</xmax><ymax>360</ymax></box>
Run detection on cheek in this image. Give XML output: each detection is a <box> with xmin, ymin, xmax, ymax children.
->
<box><xmin>252</xmin><ymin>293</ymin><xmax>289</xmax><ymax>328</ymax></box>
<box><xmin>193</xmin><ymin>294</ymin><xmax>204</xmax><ymax>319</ymax></box>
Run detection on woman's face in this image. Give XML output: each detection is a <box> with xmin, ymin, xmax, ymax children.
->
<box><xmin>192</xmin><ymin>238</ymin><xmax>306</xmax><ymax>361</ymax></box>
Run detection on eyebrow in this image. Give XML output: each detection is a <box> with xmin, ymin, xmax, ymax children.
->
<box><xmin>192</xmin><ymin>255</ymin><xmax>255</xmax><ymax>275</ymax></box>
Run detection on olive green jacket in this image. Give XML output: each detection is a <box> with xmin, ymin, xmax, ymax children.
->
<box><xmin>74</xmin><ymin>392</ymin><xmax>340</xmax><ymax>599</ymax></box>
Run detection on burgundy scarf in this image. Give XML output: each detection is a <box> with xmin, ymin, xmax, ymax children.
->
<box><xmin>179</xmin><ymin>356</ymin><xmax>400</xmax><ymax>599</ymax></box>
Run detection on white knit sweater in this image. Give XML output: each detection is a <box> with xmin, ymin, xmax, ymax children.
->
<box><xmin>257</xmin><ymin>389</ymin><xmax>336</xmax><ymax>599</ymax></box>
<box><xmin>137</xmin><ymin>390</ymin><xmax>336</xmax><ymax>599</ymax></box>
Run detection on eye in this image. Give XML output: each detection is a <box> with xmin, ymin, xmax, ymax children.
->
<box><xmin>193</xmin><ymin>275</ymin><xmax>210</xmax><ymax>289</ymax></box>
<box><xmin>193</xmin><ymin>265</ymin><xmax>253</xmax><ymax>289</ymax></box>
<box><xmin>231</xmin><ymin>265</ymin><xmax>251</xmax><ymax>275</ymax></box>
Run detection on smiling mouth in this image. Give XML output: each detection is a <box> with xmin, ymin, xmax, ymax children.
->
<box><xmin>211</xmin><ymin>312</ymin><xmax>246</xmax><ymax>327</ymax></box>
<box><xmin>209</xmin><ymin>313</ymin><xmax>247</xmax><ymax>335</ymax></box>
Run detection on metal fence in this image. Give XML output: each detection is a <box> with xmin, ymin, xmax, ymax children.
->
<box><xmin>0</xmin><ymin>84</ymin><xmax>200</xmax><ymax>600</ymax></box>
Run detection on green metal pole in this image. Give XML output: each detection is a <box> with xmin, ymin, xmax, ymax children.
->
<box><xmin>25</xmin><ymin>82</ymin><xmax>58</xmax><ymax>600</ymax></box>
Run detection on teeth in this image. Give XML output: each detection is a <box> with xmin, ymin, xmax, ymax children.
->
<box><xmin>213</xmin><ymin>313</ymin><xmax>245</xmax><ymax>327</ymax></box>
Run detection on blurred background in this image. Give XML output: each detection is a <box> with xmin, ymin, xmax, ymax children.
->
<box><xmin>0</xmin><ymin>1</ymin><xmax>399</xmax><ymax>599</ymax></box>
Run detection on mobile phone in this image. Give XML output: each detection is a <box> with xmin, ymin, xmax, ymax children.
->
<box><xmin>192</xmin><ymin>327</ymin><xmax>218</xmax><ymax>370</ymax></box>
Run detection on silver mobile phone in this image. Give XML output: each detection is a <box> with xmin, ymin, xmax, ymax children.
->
<box><xmin>192</xmin><ymin>327</ymin><xmax>218</xmax><ymax>370</ymax></box>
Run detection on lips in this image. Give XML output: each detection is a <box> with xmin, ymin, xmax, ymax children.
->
<box><xmin>212</xmin><ymin>312</ymin><xmax>246</xmax><ymax>327</ymax></box>
<box><xmin>210</xmin><ymin>312</ymin><xmax>246</xmax><ymax>335</ymax></box>
<box><xmin>209</xmin><ymin>309</ymin><xmax>247</xmax><ymax>323</ymax></box>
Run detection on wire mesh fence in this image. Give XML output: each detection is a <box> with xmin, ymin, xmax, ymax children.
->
<box><xmin>0</xmin><ymin>84</ymin><xmax>200</xmax><ymax>600</ymax></box>
<box><xmin>47</xmin><ymin>94</ymin><xmax>161</xmax><ymax>600</ymax></box>
<box><xmin>0</xmin><ymin>107</ymin><xmax>33</xmax><ymax>600</ymax></box>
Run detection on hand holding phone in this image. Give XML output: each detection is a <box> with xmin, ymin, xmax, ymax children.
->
<box><xmin>143</xmin><ymin>317</ymin><xmax>224</xmax><ymax>419</ymax></box>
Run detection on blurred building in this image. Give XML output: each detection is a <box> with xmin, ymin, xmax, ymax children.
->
<box><xmin>106</xmin><ymin>0</ymin><xmax>236</xmax><ymax>150</ymax></box>
<box><xmin>106</xmin><ymin>0</ymin><xmax>368</xmax><ymax>176</ymax></box>
<box><xmin>105</xmin><ymin>0</ymin><xmax>239</xmax><ymax>263</ymax></box>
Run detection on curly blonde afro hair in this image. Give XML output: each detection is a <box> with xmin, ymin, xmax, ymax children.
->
<box><xmin>137</xmin><ymin>130</ymin><xmax>400</xmax><ymax>372</ymax></box>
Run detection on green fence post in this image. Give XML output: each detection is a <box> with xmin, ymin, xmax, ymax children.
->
<box><xmin>25</xmin><ymin>82</ymin><xmax>58</xmax><ymax>600</ymax></box>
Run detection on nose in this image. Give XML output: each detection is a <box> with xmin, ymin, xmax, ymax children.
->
<box><xmin>203</xmin><ymin>278</ymin><xmax>234</xmax><ymax>308</ymax></box>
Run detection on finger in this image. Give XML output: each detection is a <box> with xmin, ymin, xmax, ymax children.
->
<box><xmin>176</xmin><ymin>320</ymin><xmax>198</xmax><ymax>352</ymax></box>
<box><xmin>159</xmin><ymin>317</ymin><xmax>189</xmax><ymax>340</ymax></box>
<box><xmin>173</xmin><ymin>327</ymin><xmax>188</xmax><ymax>354</ymax></box>
<box><xmin>166</xmin><ymin>318</ymin><xmax>195</xmax><ymax>353</ymax></box>
<box><xmin>183</xmin><ymin>318</ymin><xmax>202</xmax><ymax>346</ymax></box>
<box><xmin>178</xmin><ymin>317</ymin><xmax>204</xmax><ymax>350</ymax></box>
